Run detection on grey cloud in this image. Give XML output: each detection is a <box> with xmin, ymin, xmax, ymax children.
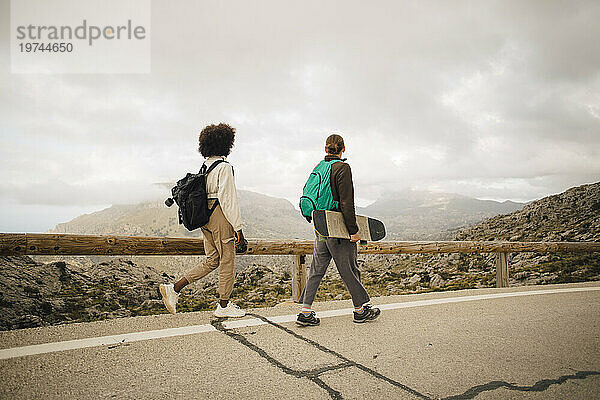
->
<box><xmin>0</xmin><ymin>179</ymin><xmax>164</xmax><ymax>206</ymax></box>
<box><xmin>1</xmin><ymin>0</ymin><xmax>599</xmax><ymax>231</ymax></box>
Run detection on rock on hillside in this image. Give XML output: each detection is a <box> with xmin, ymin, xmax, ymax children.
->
<box><xmin>452</xmin><ymin>182</ymin><xmax>600</xmax><ymax>287</ymax></box>
<box><xmin>0</xmin><ymin>255</ymin><xmax>298</xmax><ymax>331</ymax></box>
<box><xmin>0</xmin><ymin>256</ymin><xmax>174</xmax><ymax>331</ymax></box>
<box><xmin>455</xmin><ymin>182</ymin><xmax>600</xmax><ymax>242</ymax></box>
<box><xmin>348</xmin><ymin>182</ymin><xmax>600</xmax><ymax>298</ymax></box>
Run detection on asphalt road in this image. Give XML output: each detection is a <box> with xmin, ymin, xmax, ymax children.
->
<box><xmin>1</xmin><ymin>281</ymin><xmax>599</xmax><ymax>399</ymax></box>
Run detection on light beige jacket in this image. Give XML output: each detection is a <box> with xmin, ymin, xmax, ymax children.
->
<box><xmin>204</xmin><ymin>156</ymin><xmax>242</xmax><ymax>231</ymax></box>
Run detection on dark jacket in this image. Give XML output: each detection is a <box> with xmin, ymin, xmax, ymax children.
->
<box><xmin>325</xmin><ymin>155</ymin><xmax>359</xmax><ymax>235</ymax></box>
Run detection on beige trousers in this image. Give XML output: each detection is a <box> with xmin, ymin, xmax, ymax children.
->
<box><xmin>183</xmin><ymin>201</ymin><xmax>236</xmax><ymax>300</ymax></box>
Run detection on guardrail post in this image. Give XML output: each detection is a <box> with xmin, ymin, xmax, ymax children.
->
<box><xmin>292</xmin><ymin>254</ymin><xmax>307</xmax><ymax>302</ymax></box>
<box><xmin>496</xmin><ymin>252</ymin><xmax>509</xmax><ymax>288</ymax></box>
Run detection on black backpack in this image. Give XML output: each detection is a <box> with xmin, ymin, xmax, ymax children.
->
<box><xmin>165</xmin><ymin>160</ymin><xmax>227</xmax><ymax>231</ymax></box>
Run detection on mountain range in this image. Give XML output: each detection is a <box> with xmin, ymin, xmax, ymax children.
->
<box><xmin>358</xmin><ymin>189</ymin><xmax>523</xmax><ymax>240</ymax></box>
<box><xmin>48</xmin><ymin>189</ymin><xmax>524</xmax><ymax>240</ymax></box>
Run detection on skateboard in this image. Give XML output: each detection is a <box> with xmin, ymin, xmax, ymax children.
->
<box><xmin>312</xmin><ymin>210</ymin><xmax>386</xmax><ymax>242</ymax></box>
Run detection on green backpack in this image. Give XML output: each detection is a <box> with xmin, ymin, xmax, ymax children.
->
<box><xmin>299</xmin><ymin>159</ymin><xmax>342</xmax><ymax>218</ymax></box>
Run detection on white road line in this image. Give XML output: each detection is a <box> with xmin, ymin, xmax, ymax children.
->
<box><xmin>1</xmin><ymin>286</ymin><xmax>598</xmax><ymax>360</ymax></box>
<box><xmin>0</xmin><ymin>324</ymin><xmax>216</xmax><ymax>360</ymax></box>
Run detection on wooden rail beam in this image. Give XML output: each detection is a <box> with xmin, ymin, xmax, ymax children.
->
<box><xmin>0</xmin><ymin>234</ymin><xmax>26</xmax><ymax>256</ymax></box>
<box><xmin>359</xmin><ymin>241</ymin><xmax>600</xmax><ymax>254</ymax></box>
<box><xmin>1</xmin><ymin>233</ymin><xmax>599</xmax><ymax>256</ymax></box>
<box><xmin>0</xmin><ymin>233</ymin><xmax>314</xmax><ymax>256</ymax></box>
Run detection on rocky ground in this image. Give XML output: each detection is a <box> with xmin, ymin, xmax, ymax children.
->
<box><xmin>0</xmin><ymin>256</ymin><xmax>174</xmax><ymax>330</ymax></box>
<box><xmin>3</xmin><ymin>249</ymin><xmax>598</xmax><ymax>331</ymax></box>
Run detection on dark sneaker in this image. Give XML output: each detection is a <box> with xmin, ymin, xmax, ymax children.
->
<box><xmin>353</xmin><ymin>305</ymin><xmax>381</xmax><ymax>323</ymax></box>
<box><xmin>296</xmin><ymin>311</ymin><xmax>320</xmax><ymax>326</ymax></box>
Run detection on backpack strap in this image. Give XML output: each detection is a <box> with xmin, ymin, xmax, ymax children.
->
<box><xmin>201</xmin><ymin>159</ymin><xmax>228</xmax><ymax>175</ymax></box>
<box><xmin>202</xmin><ymin>159</ymin><xmax>229</xmax><ymax>214</ymax></box>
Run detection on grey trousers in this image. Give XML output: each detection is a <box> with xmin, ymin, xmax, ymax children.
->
<box><xmin>299</xmin><ymin>235</ymin><xmax>370</xmax><ymax>308</ymax></box>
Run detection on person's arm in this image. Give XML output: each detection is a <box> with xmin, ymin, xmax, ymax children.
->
<box><xmin>217</xmin><ymin>163</ymin><xmax>243</xmax><ymax>232</ymax></box>
<box><xmin>335</xmin><ymin>163</ymin><xmax>359</xmax><ymax>236</ymax></box>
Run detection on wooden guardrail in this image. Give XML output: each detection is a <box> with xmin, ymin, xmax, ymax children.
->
<box><xmin>2</xmin><ymin>233</ymin><xmax>599</xmax><ymax>301</ymax></box>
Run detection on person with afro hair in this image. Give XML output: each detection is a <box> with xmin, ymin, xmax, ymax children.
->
<box><xmin>160</xmin><ymin>123</ymin><xmax>246</xmax><ymax>318</ymax></box>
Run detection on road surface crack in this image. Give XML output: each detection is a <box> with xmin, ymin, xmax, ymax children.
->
<box><xmin>211</xmin><ymin>313</ymin><xmax>432</xmax><ymax>400</ymax></box>
<box><xmin>213</xmin><ymin>313</ymin><xmax>598</xmax><ymax>399</ymax></box>
<box><xmin>211</xmin><ymin>318</ymin><xmax>347</xmax><ymax>399</ymax></box>
<box><xmin>248</xmin><ymin>313</ymin><xmax>432</xmax><ymax>398</ymax></box>
<box><xmin>441</xmin><ymin>370</ymin><xmax>600</xmax><ymax>399</ymax></box>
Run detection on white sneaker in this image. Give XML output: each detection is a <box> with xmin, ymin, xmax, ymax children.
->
<box><xmin>159</xmin><ymin>284</ymin><xmax>179</xmax><ymax>314</ymax></box>
<box><xmin>214</xmin><ymin>302</ymin><xmax>245</xmax><ymax>318</ymax></box>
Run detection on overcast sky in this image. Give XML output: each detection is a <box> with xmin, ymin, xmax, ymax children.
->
<box><xmin>1</xmin><ymin>0</ymin><xmax>599</xmax><ymax>232</ymax></box>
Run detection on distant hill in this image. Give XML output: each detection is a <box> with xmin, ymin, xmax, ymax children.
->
<box><xmin>358</xmin><ymin>189</ymin><xmax>524</xmax><ymax>240</ymax></box>
<box><xmin>48</xmin><ymin>190</ymin><xmax>314</xmax><ymax>240</ymax></box>
<box><xmin>455</xmin><ymin>182</ymin><xmax>600</xmax><ymax>242</ymax></box>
